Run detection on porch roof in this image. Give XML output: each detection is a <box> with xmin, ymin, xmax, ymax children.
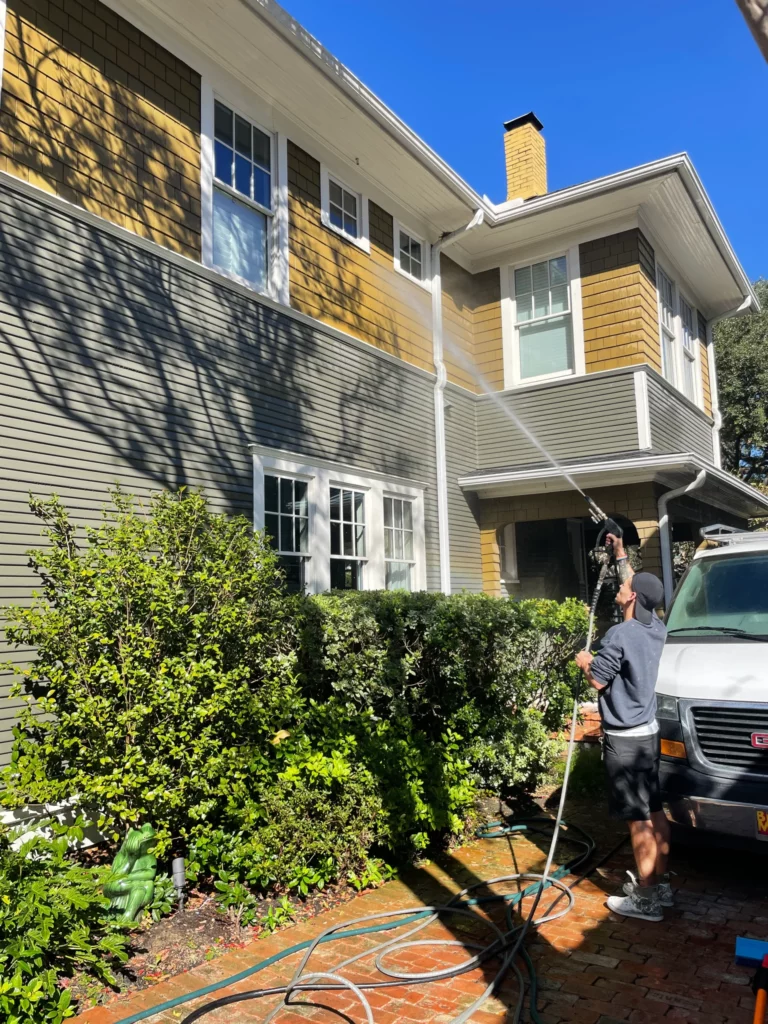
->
<box><xmin>458</xmin><ymin>452</ymin><xmax>768</xmax><ymax>520</ymax></box>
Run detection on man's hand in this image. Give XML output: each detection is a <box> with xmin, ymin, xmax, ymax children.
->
<box><xmin>607</xmin><ymin>532</ymin><xmax>633</xmax><ymax>584</ymax></box>
<box><xmin>575</xmin><ymin>651</ymin><xmax>593</xmax><ymax>673</ymax></box>
<box><xmin>606</xmin><ymin>533</ymin><xmax>625</xmax><ymax>559</ymax></box>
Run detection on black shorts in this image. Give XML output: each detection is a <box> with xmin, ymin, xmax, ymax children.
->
<box><xmin>603</xmin><ymin>731</ymin><xmax>663</xmax><ymax>821</ymax></box>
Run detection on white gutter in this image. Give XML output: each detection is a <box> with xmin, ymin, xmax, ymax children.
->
<box><xmin>658</xmin><ymin>470</ymin><xmax>708</xmax><ymax>607</ymax></box>
<box><xmin>706</xmin><ymin>296</ymin><xmax>755</xmax><ymax>469</ymax></box>
<box><xmin>431</xmin><ymin>209</ymin><xmax>484</xmax><ymax>594</ymax></box>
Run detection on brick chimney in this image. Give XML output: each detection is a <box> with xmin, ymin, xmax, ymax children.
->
<box><xmin>503</xmin><ymin>112</ymin><xmax>547</xmax><ymax>201</ymax></box>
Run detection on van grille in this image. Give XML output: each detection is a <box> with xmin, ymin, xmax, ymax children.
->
<box><xmin>691</xmin><ymin>706</ymin><xmax>768</xmax><ymax>775</ymax></box>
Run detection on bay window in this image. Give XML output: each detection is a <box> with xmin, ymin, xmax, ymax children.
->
<box><xmin>655</xmin><ymin>264</ymin><xmax>702</xmax><ymax>408</ymax></box>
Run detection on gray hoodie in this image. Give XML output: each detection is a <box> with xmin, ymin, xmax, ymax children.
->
<box><xmin>590</xmin><ymin>615</ymin><xmax>667</xmax><ymax>730</ymax></box>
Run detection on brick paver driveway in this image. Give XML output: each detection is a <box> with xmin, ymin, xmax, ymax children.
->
<box><xmin>76</xmin><ymin>798</ymin><xmax>768</xmax><ymax>1024</ymax></box>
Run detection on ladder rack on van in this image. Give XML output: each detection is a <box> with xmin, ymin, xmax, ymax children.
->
<box><xmin>699</xmin><ymin>524</ymin><xmax>766</xmax><ymax>546</ymax></box>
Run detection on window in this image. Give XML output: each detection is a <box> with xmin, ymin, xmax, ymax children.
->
<box><xmin>212</xmin><ymin>101</ymin><xmax>272</xmax><ymax>290</ymax></box>
<box><xmin>384</xmin><ymin>497</ymin><xmax>415</xmax><ymax>590</ymax></box>
<box><xmin>498</xmin><ymin>523</ymin><xmax>519</xmax><ymax>584</ymax></box>
<box><xmin>513</xmin><ymin>255</ymin><xmax>573</xmax><ymax>380</ymax></box>
<box><xmin>394</xmin><ymin>225</ymin><xmax>426</xmax><ymax>284</ymax></box>
<box><xmin>320</xmin><ymin>168</ymin><xmax>370</xmax><ymax>251</ymax></box>
<box><xmin>330</xmin><ymin>486</ymin><xmax>366</xmax><ymax>590</ymax></box>
<box><xmin>679</xmin><ymin>297</ymin><xmax>697</xmax><ymax>402</ymax></box>
<box><xmin>264</xmin><ymin>474</ymin><xmax>309</xmax><ymax>593</ymax></box>
<box><xmin>657</xmin><ymin>268</ymin><xmax>677</xmax><ymax>386</ymax></box>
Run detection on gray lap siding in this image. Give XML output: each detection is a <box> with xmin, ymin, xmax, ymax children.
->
<box><xmin>0</xmin><ymin>179</ymin><xmax>452</xmax><ymax>764</ymax></box>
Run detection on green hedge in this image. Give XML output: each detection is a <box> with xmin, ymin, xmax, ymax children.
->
<box><xmin>2</xmin><ymin>489</ymin><xmax>587</xmax><ymax>881</ymax></box>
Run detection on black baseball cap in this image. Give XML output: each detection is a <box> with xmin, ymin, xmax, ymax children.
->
<box><xmin>631</xmin><ymin>572</ymin><xmax>665</xmax><ymax>624</ymax></box>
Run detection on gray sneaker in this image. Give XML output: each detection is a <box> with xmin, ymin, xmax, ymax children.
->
<box><xmin>623</xmin><ymin>870</ymin><xmax>674</xmax><ymax>908</ymax></box>
<box><xmin>607</xmin><ymin>888</ymin><xmax>663</xmax><ymax>922</ymax></box>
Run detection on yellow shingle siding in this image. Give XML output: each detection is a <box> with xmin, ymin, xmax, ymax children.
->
<box><xmin>580</xmin><ymin>229</ymin><xmax>661</xmax><ymax>374</ymax></box>
<box><xmin>0</xmin><ymin>0</ymin><xmax>201</xmax><ymax>258</ymax></box>
<box><xmin>440</xmin><ymin>257</ymin><xmax>503</xmax><ymax>392</ymax></box>
<box><xmin>698</xmin><ymin>310</ymin><xmax>713</xmax><ymax>416</ymax></box>
<box><xmin>503</xmin><ymin>121</ymin><xmax>546</xmax><ymax>201</ymax></box>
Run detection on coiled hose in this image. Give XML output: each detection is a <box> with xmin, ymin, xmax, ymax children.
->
<box><xmin>109</xmin><ymin>546</ymin><xmax>615</xmax><ymax>1024</ymax></box>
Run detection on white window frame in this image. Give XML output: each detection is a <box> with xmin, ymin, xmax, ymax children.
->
<box><xmin>329</xmin><ymin>484</ymin><xmax>368</xmax><ymax>589</ymax></box>
<box><xmin>200</xmin><ymin>83</ymin><xmax>290</xmax><ymax>305</ymax></box>
<box><xmin>263</xmin><ymin>471</ymin><xmax>312</xmax><ymax>590</ymax></box>
<box><xmin>320</xmin><ymin>166</ymin><xmax>370</xmax><ymax>253</ymax></box>
<box><xmin>500</xmin><ymin>245</ymin><xmax>585</xmax><ymax>389</ymax></box>
<box><xmin>384</xmin><ymin>494</ymin><xmax>418</xmax><ymax>591</ymax></box>
<box><xmin>498</xmin><ymin>523</ymin><xmax>519</xmax><ymax>586</ymax></box>
<box><xmin>253</xmin><ymin>449</ymin><xmax>425</xmax><ymax>593</ymax></box>
<box><xmin>393</xmin><ymin>220</ymin><xmax>430</xmax><ymax>289</ymax></box>
<box><xmin>655</xmin><ymin>262</ymin><xmax>704</xmax><ymax>409</ymax></box>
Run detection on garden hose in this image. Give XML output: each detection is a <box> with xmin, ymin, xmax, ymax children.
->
<box><xmin>106</xmin><ymin>501</ymin><xmax>616</xmax><ymax>1024</ymax></box>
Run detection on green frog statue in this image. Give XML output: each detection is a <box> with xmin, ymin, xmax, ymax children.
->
<box><xmin>104</xmin><ymin>823</ymin><xmax>157</xmax><ymax>924</ymax></box>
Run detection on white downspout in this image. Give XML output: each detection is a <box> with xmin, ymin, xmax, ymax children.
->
<box><xmin>431</xmin><ymin>209</ymin><xmax>484</xmax><ymax>594</ymax></box>
<box><xmin>707</xmin><ymin>295</ymin><xmax>753</xmax><ymax>471</ymax></box>
<box><xmin>658</xmin><ymin>469</ymin><xmax>707</xmax><ymax>608</ymax></box>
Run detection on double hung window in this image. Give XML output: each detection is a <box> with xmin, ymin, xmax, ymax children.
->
<box><xmin>330</xmin><ymin>486</ymin><xmax>366</xmax><ymax>590</ymax></box>
<box><xmin>657</xmin><ymin>268</ymin><xmax>677</xmax><ymax>386</ymax></box>
<box><xmin>329</xmin><ymin>179</ymin><xmax>359</xmax><ymax>239</ymax></box>
<box><xmin>384</xmin><ymin>497</ymin><xmax>415</xmax><ymax>590</ymax></box>
<box><xmin>513</xmin><ymin>255</ymin><xmax>573</xmax><ymax>380</ymax></box>
<box><xmin>679</xmin><ymin>297</ymin><xmax>697</xmax><ymax>402</ymax></box>
<box><xmin>264</xmin><ymin>474</ymin><xmax>309</xmax><ymax>593</ymax></box>
<box><xmin>212</xmin><ymin>101</ymin><xmax>273</xmax><ymax>291</ymax></box>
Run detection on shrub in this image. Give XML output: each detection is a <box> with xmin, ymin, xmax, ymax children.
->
<box><xmin>0</xmin><ymin>820</ymin><xmax>128</xmax><ymax>1024</ymax></box>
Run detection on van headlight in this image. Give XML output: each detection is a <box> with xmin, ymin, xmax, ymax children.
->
<box><xmin>656</xmin><ymin>693</ymin><xmax>680</xmax><ymax>720</ymax></box>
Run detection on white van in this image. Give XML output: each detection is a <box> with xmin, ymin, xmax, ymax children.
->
<box><xmin>656</xmin><ymin>525</ymin><xmax>768</xmax><ymax>841</ymax></box>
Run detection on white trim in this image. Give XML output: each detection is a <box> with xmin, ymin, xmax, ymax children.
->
<box><xmin>393</xmin><ymin>219</ymin><xmax>430</xmax><ymax>290</ymax></box>
<box><xmin>320</xmin><ymin>166</ymin><xmax>370</xmax><ymax>253</ymax></box>
<box><xmin>252</xmin><ymin>450</ymin><xmax>426</xmax><ymax>593</ymax></box>
<box><xmin>272</xmin><ymin>132</ymin><xmax>290</xmax><ymax>306</ymax></box>
<box><xmin>0</xmin><ymin>0</ymin><xmax>7</xmax><ymax>109</ymax></box>
<box><xmin>499</xmin><ymin>522</ymin><xmax>519</xmax><ymax>585</ymax></box>
<box><xmin>200</xmin><ymin>77</ymin><xmax>215</xmax><ymax>270</ymax></box>
<box><xmin>501</xmin><ymin>247</ymin><xmax>583</xmax><ymax>389</ymax></box>
<box><xmin>706</xmin><ymin>321</ymin><xmax>722</xmax><ymax>469</ymax></box>
<box><xmin>633</xmin><ymin>369</ymin><xmax>652</xmax><ymax>450</ymax></box>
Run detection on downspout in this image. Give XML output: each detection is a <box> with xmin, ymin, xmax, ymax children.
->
<box><xmin>658</xmin><ymin>469</ymin><xmax>707</xmax><ymax>608</ymax></box>
<box><xmin>431</xmin><ymin>209</ymin><xmax>484</xmax><ymax>594</ymax></box>
<box><xmin>707</xmin><ymin>296</ymin><xmax>753</xmax><ymax>470</ymax></box>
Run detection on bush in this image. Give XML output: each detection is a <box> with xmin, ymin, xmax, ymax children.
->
<box><xmin>0</xmin><ymin>820</ymin><xmax>128</xmax><ymax>1024</ymax></box>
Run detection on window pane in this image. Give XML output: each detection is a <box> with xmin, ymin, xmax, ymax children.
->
<box><xmin>343</xmin><ymin>522</ymin><xmax>353</xmax><ymax>556</ymax></box>
<box><xmin>342</xmin><ymin>490</ymin><xmax>352</xmax><ymax>522</ymax></box>
<box><xmin>531</xmin><ymin>261</ymin><xmax>549</xmax><ymax>293</ymax></box>
<box><xmin>235</xmin><ymin>153</ymin><xmax>251</xmax><ymax>197</ymax></box>
<box><xmin>550</xmin><ymin>256</ymin><xmax>567</xmax><ymax>285</ymax></box>
<box><xmin>330</xmin><ymin>521</ymin><xmax>341</xmax><ymax>556</ymax></box>
<box><xmin>330</xmin><ymin>203</ymin><xmax>344</xmax><ymax>230</ymax></box>
<box><xmin>550</xmin><ymin>283</ymin><xmax>568</xmax><ymax>314</ymax></box>
<box><xmin>533</xmin><ymin>289</ymin><xmax>549</xmax><ymax>319</ymax></box>
<box><xmin>514</xmin><ymin>266</ymin><xmax>532</xmax><ymax>296</ymax></box>
<box><xmin>399</xmin><ymin>232</ymin><xmax>409</xmax><ymax>253</ymax></box>
<box><xmin>330</xmin><ymin>559</ymin><xmax>362</xmax><ymax>591</ymax></box>
<box><xmin>330</xmin><ymin>488</ymin><xmax>341</xmax><ymax>521</ymax></box>
<box><xmin>279</xmin><ymin>477</ymin><xmax>293</xmax><ymax>515</ymax></box>
<box><xmin>280</xmin><ymin>515</ymin><xmax>293</xmax><ymax>552</ymax></box>
<box><xmin>343</xmin><ymin>190</ymin><xmax>357</xmax><ymax>216</ymax></box>
<box><xmin>662</xmin><ymin>332</ymin><xmax>676</xmax><ymax>383</ymax></box>
<box><xmin>295</xmin><ymin>517</ymin><xmax>308</xmax><ymax>553</ymax></box>
<box><xmin>265</xmin><ymin>512</ymin><xmax>279</xmax><ymax>548</ymax></box>
<box><xmin>213</xmin><ymin>189</ymin><xmax>268</xmax><ymax>290</ymax></box>
<box><xmin>235</xmin><ymin>115</ymin><xmax>251</xmax><ymax>158</ymax></box>
<box><xmin>254</xmin><ymin>168</ymin><xmax>271</xmax><ymax>209</ymax></box>
<box><xmin>343</xmin><ymin>213</ymin><xmax>358</xmax><ymax>237</ymax></box>
<box><xmin>278</xmin><ymin>555</ymin><xmax>305</xmax><ymax>594</ymax></box>
<box><xmin>354</xmin><ymin>491</ymin><xmax>365</xmax><ymax>523</ymax></box>
<box><xmin>403</xmin><ymin>530</ymin><xmax>413</xmax><ymax>560</ymax></box>
<box><xmin>394</xmin><ymin>529</ymin><xmax>403</xmax><ymax>559</ymax></box>
<box><xmin>393</xmin><ymin>499</ymin><xmax>403</xmax><ymax>530</ymax></box>
<box><xmin>329</xmin><ymin>181</ymin><xmax>343</xmax><ymax>206</ymax></box>
<box><xmin>384</xmin><ymin>496</ymin><xmax>393</xmax><ymax>527</ymax></box>
<box><xmin>683</xmin><ymin>354</ymin><xmax>696</xmax><ymax>400</ymax></box>
<box><xmin>385</xmin><ymin>562</ymin><xmax>411</xmax><ymax>591</ymax></box>
<box><xmin>214</xmin><ymin>101</ymin><xmax>233</xmax><ymax>144</ymax></box>
<box><xmin>295</xmin><ymin>481</ymin><xmax>308</xmax><ymax>516</ymax></box>
<box><xmin>403</xmin><ymin>501</ymin><xmax>413</xmax><ymax>531</ymax></box>
<box><xmin>214</xmin><ymin>141</ymin><xmax>233</xmax><ymax>185</ymax></box>
<box><xmin>264</xmin><ymin>474</ymin><xmax>279</xmax><ymax>512</ymax></box>
<box><xmin>253</xmin><ymin>127</ymin><xmax>271</xmax><ymax>169</ymax></box>
<box><xmin>356</xmin><ymin>524</ymin><xmax>365</xmax><ymax>557</ymax></box>
<box><xmin>515</xmin><ymin>294</ymin><xmax>533</xmax><ymax>323</ymax></box>
<box><xmin>519</xmin><ymin>315</ymin><xmax>573</xmax><ymax>379</ymax></box>
<box><xmin>384</xmin><ymin>526</ymin><xmax>393</xmax><ymax>559</ymax></box>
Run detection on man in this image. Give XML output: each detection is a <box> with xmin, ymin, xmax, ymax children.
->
<box><xmin>574</xmin><ymin>534</ymin><xmax>672</xmax><ymax>922</ymax></box>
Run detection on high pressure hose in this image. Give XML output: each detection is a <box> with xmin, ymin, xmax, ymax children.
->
<box><xmin>106</xmin><ymin>503</ymin><xmax>618</xmax><ymax>1024</ymax></box>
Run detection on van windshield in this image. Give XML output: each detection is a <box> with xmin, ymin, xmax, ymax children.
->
<box><xmin>666</xmin><ymin>552</ymin><xmax>768</xmax><ymax>639</ymax></box>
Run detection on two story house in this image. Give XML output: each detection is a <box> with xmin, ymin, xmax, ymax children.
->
<box><xmin>1</xmin><ymin>0</ymin><xmax>765</xmax><ymax>763</ymax></box>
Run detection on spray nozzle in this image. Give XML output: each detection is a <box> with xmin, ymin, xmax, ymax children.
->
<box><xmin>584</xmin><ymin>495</ymin><xmax>608</xmax><ymax>525</ymax></box>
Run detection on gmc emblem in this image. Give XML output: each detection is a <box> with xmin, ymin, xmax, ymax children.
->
<box><xmin>751</xmin><ymin>733</ymin><xmax>768</xmax><ymax>748</ymax></box>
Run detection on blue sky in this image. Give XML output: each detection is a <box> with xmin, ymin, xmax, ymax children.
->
<box><xmin>283</xmin><ymin>0</ymin><xmax>767</xmax><ymax>282</ymax></box>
